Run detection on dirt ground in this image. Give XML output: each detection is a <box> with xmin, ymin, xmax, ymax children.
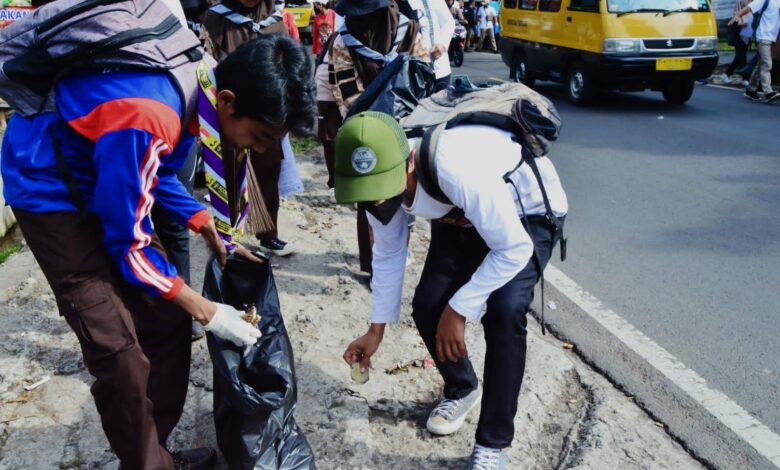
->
<box><xmin>0</xmin><ymin>147</ymin><xmax>705</xmax><ymax>469</ymax></box>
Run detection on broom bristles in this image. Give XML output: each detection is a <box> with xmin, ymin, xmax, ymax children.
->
<box><xmin>245</xmin><ymin>156</ymin><xmax>276</xmax><ymax>237</ymax></box>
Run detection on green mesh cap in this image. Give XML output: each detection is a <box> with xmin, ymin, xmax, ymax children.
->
<box><xmin>334</xmin><ymin>111</ymin><xmax>410</xmax><ymax>204</ymax></box>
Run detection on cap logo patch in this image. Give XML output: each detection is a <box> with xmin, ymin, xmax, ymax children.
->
<box><xmin>351</xmin><ymin>147</ymin><xmax>377</xmax><ymax>174</ymax></box>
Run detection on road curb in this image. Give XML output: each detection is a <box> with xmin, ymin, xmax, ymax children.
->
<box><xmin>531</xmin><ymin>265</ymin><xmax>780</xmax><ymax>470</ymax></box>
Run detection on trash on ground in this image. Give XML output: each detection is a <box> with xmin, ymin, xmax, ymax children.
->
<box><xmin>23</xmin><ymin>375</ymin><xmax>50</xmax><ymax>391</ymax></box>
<box><xmin>655</xmin><ymin>422</ymin><xmax>665</xmax><ymax>428</ymax></box>
<box><xmin>385</xmin><ymin>358</ymin><xmax>434</xmax><ymax>375</ymax></box>
<box><xmin>563</xmin><ymin>343</ymin><xmax>575</xmax><ymax>350</ymax></box>
<box><xmin>547</xmin><ymin>301</ymin><xmax>557</xmax><ymax>310</ymax></box>
<box><xmin>351</xmin><ymin>363</ymin><xmax>369</xmax><ymax>385</ymax></box>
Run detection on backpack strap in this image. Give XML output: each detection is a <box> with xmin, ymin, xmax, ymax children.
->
<box><xmin>414</xmin><ymin>122</ymin><xmax>451</xmax><ymax>205</ymax></box>
<box><xmin>51</xmin><ymin>128</ymin><xmax>89</xmax><ymax>222</ymax></box>
<box><xmin>208</xmin><ymin>3</ymin><xmax>283</xmax><ymax>34</ymax></box>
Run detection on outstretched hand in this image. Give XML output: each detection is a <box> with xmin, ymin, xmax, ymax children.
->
<box><xmin>343</xmin><ymin>325</ymin><xmax>385</xmax><ymax>373</ymax></box>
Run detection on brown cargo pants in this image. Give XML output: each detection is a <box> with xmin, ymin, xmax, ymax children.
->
<box><xmin>14</xmin><ymin>209</ymin><xmax>191</xmax><ymax>470</ymax></box>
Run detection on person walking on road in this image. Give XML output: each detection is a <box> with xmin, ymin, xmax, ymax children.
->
<box><xmin>730</xmin><ymin>0</ymin><xmax>780</xmax><ymax>102</ymax></box>
<box><xmin>477</xmin><ymin>0</ymin><xmax>497</xmax><ymax>53</ymax></box>
<box><xmin>337</xmin><ymin>113</ymin><xmax>567</xmax><ymax>470</ymax></box>
<box><xmin>722</xmin><ymin>0</ymin><xmax>753</xmax><ymax>84</ymax></box>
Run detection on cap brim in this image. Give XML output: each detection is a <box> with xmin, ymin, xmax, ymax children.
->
<box><xmin>334</xmin><ymin>163</ymin><xmax>405</xmax><ymax>204</ymax></box>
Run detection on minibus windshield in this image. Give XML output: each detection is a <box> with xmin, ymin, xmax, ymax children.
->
<box><xmin>607</xmin><ymin>0</ymin><xmax>710</xmax><ymax>14</ymax></box>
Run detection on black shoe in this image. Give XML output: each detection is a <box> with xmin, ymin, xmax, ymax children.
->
<box><xmin>744</xmin><ymin>89</ymin><xmax>760</xmax><ymax>100</ymax></box>
<box><xmin>191</xmin><ymin>321</ymin><xmax>205</xmax><ymax>342</ymax></box>
<box><xmin>171</xmin><ymin>447</ymin><xmax>216</xmax><ymax>470</ymax></box>
<box><xmin>764</xmin><ymin>91</ymin><xmax>779</xmax><ymax>103</ymax></box>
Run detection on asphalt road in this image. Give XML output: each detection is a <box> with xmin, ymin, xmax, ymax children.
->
<box><xmin>455</xmin><ymin>52</ymin><xmax>780</xmax><ymax>435</ymax></box>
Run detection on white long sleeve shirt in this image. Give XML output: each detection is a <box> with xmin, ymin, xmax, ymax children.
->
<box><xmin>368</xmin><ymin>125</ymin><xmax>568</xmax><ymax>324</ymax></box>
<box><xmin>409</xmin><ymin>0</ymin><xmax>457</xmax><ymax>79</ymax></box>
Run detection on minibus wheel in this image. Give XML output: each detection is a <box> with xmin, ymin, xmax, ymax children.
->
<box><xmin>512</xmin><ymin>52</ymin><xmax>535</xmax><ymax>87</ymax></box>
<box><xmin>662</xmin><ymin>79</ymin><xmax>695</xmax><ymax>105</ymax></box>
<box><xmin>567</xmin><ymin>62</ymin><xmax>594</xmax><ymax>105</ymax></box>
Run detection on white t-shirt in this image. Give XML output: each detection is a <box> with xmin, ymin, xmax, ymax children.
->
<box><xmin>750</xmin><ymin>0</ymin><xmax>780</xmax><ymax>43</ymax></box>
<box><xmin>367</xmin><ymin>126</ymin><xmax>568</xmax><ymax>323</ymax></box>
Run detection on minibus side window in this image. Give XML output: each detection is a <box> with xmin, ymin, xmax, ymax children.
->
<box><xmin>539</xmin><ymin>0</ymin><xmax>562</xmax><ymax>11</ymax></box>
<box><xmin>504</xmin><ymin>0</ymin><xmax>518</xmax><ymax>8</ymax></box>
<box><xmin>569</xmin><ymin>0</ymin><xmax>599</xmax><ymax>12</ymax></box>
<box><xmin>519</xmin><ymin>0</ymin><xmax>538</xmax><ymax>9</ymax></box>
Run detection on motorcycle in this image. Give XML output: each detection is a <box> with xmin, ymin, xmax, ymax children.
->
<box><xmin>449</xmin><ymin>23</ymin><xmax>467</xmax><ymax>68</ymax></box>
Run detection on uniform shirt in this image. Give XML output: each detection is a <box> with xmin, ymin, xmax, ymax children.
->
<box><xmin>1</xmin><ymin>69</ymin><xmax>209</xmax><ymax>299</ymax></box>
<box><xmin>409</xmin><ymin>0</ymin><xmax>457</xmax><ymax>79</ymax></box>
<box><xmin>368</xmin><ymin>125</ymin><xmax>568</xmax><ymax>324</ymax></box>
<box><xmin>750</xmin><ymin>0</ymin><xmax>780</xmax><ymax>42</ymax></box>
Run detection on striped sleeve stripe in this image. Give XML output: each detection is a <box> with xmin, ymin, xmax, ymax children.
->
<box><xmin>132</xmin><ymin>139</ymin><xmax>168</xmax><ymax>251</ymax></box>
<box><xmin>127</xmin><ymin>251</ymin><xmax>173</xmax><ymax>293</ymax></box>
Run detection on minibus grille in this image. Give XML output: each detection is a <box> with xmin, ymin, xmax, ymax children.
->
<box><xmin>643</xmin><ymin>39</ymin><xmax>695</xmax><ymax>50</ymax></box>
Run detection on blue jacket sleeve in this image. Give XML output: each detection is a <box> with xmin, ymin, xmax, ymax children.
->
<box><xmin>92</xmin><ymin>129</ymin><xmax>185</xmax><ymax>298</ymax></box>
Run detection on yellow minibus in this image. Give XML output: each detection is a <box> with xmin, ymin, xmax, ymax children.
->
<box><xmin>499</xmin><ymin>0</ymin><xmax>719</xmax><ymax>104</ymax></box>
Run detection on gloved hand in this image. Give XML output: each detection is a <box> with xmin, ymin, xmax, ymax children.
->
<box><xmin>204</xmin><ymin>303</ymin><xmax>262</xmax><ymax>347</ymax></box>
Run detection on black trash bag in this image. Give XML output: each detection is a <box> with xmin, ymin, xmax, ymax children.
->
<box><xmin>346</xmin><ymin>54</ymin><xmax>435</xmax><ymax>120</ymax></box>
<box><xmin>202</xmin><ymin>254</ymin><xmax>316</xmax><ymax>470</ymax></box>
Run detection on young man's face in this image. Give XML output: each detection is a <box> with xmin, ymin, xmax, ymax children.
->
<box><xmin>216</xmin><ymin>90</ymin><xmax>287</xmax><ymax>154</ymax></box>
<box><xmin>313</xmin><ymin>3</ymin><xmax>324</xmax><ymax>15</ymax></box>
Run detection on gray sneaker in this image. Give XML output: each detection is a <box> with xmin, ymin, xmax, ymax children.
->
<box><xmin>426</xmin><ymin>385</ymin><xmax>482</xmax><ymax>435</ymax></box>
<box><xmin>468</xmin><ymin>445</ymin><xmax>507</xmax><ymax>470</ymax></box>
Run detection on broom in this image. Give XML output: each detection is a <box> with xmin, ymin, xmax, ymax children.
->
<box><xmin>244</xmin><ymin>153</ymin><xmax>276</xmax><ymax>238</ymax></box>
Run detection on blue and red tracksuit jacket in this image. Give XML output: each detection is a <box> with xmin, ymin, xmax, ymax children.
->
<box><xmin>1</xmin><ymin>68</ymin><xmax>211</xmax><ymax>299</ymax></box>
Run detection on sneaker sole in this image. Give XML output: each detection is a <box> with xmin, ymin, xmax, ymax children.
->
<box><xmin>766</xmin><ymin>94</ymin><xmax>779</xmax><ymax>104</ymax></box>
<box><xmin>426</xmin><ymin>388</ymin><xmax>483</xmax><ymax>436</ymax></box>
<box><xmin>744</xmin><ymin>94</ymin><xmax>761</xmax><ymax>101</ymax></box>
<box><xmin>257</xmin><ymin>245</ymin><xmax>295</xmax><ymax>257</ymax></box>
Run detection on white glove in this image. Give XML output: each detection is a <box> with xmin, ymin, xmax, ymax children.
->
<box><xmin>204</xmin><ymin>303</ymin><xmax>262</xmax><ymax>347</ymax></box>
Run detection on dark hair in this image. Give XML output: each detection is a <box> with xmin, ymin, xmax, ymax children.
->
<box><xmin>215</xmin><ymin>34</ymin><xmax>315</xmax><ymax>136</ymax></box>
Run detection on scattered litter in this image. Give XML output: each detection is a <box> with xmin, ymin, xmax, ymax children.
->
<box><xmin>271</xmin><ymin>264</ymin><xmax>280</xmax><ymax>269</ymax></box>
<box><xmin>563</xmin><ymin>343</ymin><xmax>575</xmax><ymax>350</ymax></box>
<box><xmin>547</xmin><ymin>301</ymin><xmax>557</xmax><ymax>310</ymax></box>
<box><xmin>0</xmin><ymin>391</ymin><xmax>33</xmax><ymax>406</ymax></box>
<box><xmin>655</xmin><ymin>422</ymin><xmax>665</xmax><ymax>428</ymax></box>
<box><xmin>203</xmin><ymin>194</ymin><xmax>211</xmax><ymax>202</ymax></box>
<box><xmin>351</xmin><ymin>363</ymin><xmax>369</xmax><ymax>384</ymax></box>
<box><xmin>657</xmin><ymin>115</ymin><xmax>665</xmax><ymax>120</ymax></box>
<box><xmin>568</xmin><ymin>399</ymin><xmax>578</xmax><ymax>404</ymax></box>
<box><xmin>385</xmin><ymin>358</ymin><xmax>433</xmax><ymax>375</ymax></box>
<box><xmin>23</xmin><ymin>375</ymin><xmax>50</xmax><ymax>391</ymax></box>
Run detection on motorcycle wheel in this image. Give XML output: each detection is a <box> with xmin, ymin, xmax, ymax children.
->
<box><xmin>453</xmin><ymin>48</ymin><xmax>464</xmax><ymax>67</ymax></box>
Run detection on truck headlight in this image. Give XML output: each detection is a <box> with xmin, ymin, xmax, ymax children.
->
<box><xmin>603</xmin><ymin>39</ymin><xmax>640</xmax><ymax>54</ymax></box>
<box><xmin>696</xmin><ymin>37</ymin><xmax>718</xmax><ymax>52</ymax></box>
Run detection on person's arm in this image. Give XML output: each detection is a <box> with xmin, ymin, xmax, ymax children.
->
<box><xmin>343</xmin><ymin>207</ymin><xmax>408</xmax><ymax>370</ymax></box>
<box><xmin>729</xmin><ymin>0</ymin><xmax>761</xmax><ymax>24</ymax></box>
<box><xmin>367</xmin><ymin>208</ymin><xmax>409</xmax><ymax>324</ymax></box>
